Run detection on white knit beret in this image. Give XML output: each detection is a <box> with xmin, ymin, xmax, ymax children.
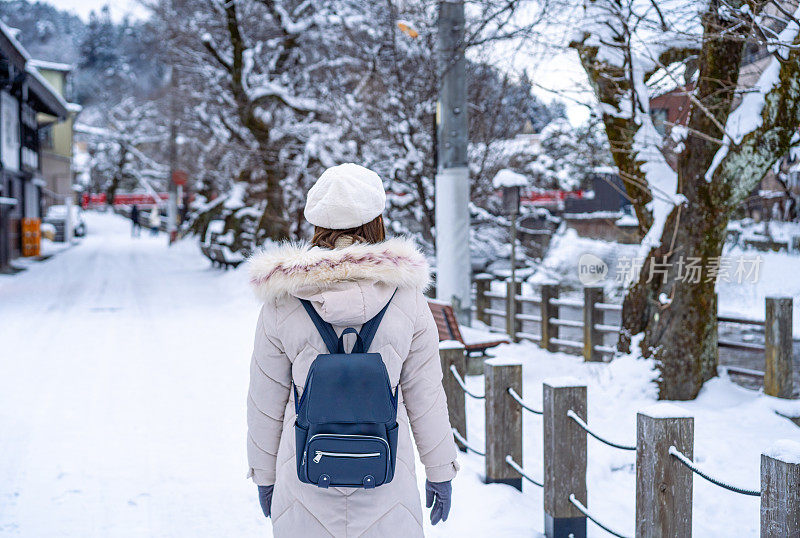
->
<box><xmin>304</xmin><ymin>163</ymin><xmax>386</xmax><ymax>229</ymax></box>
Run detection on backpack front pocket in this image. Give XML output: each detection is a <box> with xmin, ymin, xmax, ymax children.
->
<box><xmin>303</xmin><ymin>433</ymin><xmax>390</xmax><ymax>488</ymax></box>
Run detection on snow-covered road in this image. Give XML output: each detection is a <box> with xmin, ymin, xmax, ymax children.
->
<box><xmin>0</xmin><ymin>212</ymin><xmax>537</xmax><ymax>537</ymax></box>
<box><xmin>1</xmin><ymin>211</ymin><xmax>798</xmax><ymax>537</ymax></box>
<box><xmin>0</xmin><ymin>212</ymin><xmax>265</xmax><ymax>536</ymax></box>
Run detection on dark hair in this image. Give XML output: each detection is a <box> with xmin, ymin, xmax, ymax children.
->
<box><xmin>311</xmin><ymin>215</ymin><xmax>385</xmax><ymax>249</ymax></box>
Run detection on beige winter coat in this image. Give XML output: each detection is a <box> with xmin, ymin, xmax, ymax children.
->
<box><xmin>246</xmin><ymin>237</ymin><xmax>459</xmax><ymax>537</ymax></box>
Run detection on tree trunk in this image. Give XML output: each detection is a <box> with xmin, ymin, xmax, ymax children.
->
<box><xmin>105</xmin><ymin>148</ymin><xmax>128</xmax><ymax>207</ymax></box>
<box><xmin>256</xmin><ymin>156</ymin><xmax>290</xmax><ymax>241</ymax></box>
<box><xmin>581</xmin><ymin>0</ymin><xmax>800</xmax><ymax>400</ymax></box>
<box><xmin>621</xmin><ymin>201</ymin><xmax>728</xmax><ymax>399</ymax></box>
<box><xmin>617</xmin><ymin>0</ymin><xmax>747</xmax><ymax>400</ymax></box>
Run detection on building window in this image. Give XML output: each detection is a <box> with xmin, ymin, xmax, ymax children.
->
<box><xmin>650</xmin><ymin>108</ymin><xmax>668</xmax><ymax>136</ymax></box>
<box><xmin>39</xmin><ymin>124</ymin><xmax>54</xmax><ymax>150</ymax></box>
<box><xmin>1</xmin><ymin>91</ymin><xmax>20</xmax><ymax>172</ymax></box>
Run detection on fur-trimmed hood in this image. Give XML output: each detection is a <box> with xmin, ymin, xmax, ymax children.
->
<box><xmin>248</xmin><ymin>237</ymin><xmax>431</xmax><ymax>303</ymax></box>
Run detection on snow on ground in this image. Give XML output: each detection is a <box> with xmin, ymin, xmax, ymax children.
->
<box><xmin>1</xmin><ymin>211</ymin><xmax>798</xmax><ymax>537</ymax></box>
<box><xmin>0</xmin><ymin>212</ymin><xmax>535</xmax><ymax>537</ymax></box>
<box><xmin>527</xmin><ymin>228</ymin><xmax>638</xmax><ymax>297</ymax></box>
<box><xmin>0</xmin><ymin>212</ymin><xmax>262</xmax><ymax>537</ymax></box>
<box><xmin>717</xmin><ymin>247</ymin><xmax>800</xmax><ymax>338</ymax></box>
<box><xmin>462</xmin><ymin>344</ymin><xmax>800</xmax><ymax>537</ymax></box>
<box><xmin>529</xmin><ymin>226</ymin><xmax>800</xmax><ymax>336</ymax></box>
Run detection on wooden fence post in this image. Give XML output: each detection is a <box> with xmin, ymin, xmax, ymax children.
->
<box><xmin>540</xmin><ymin>284</ymin><xmax>559</xmax><ymax>352</ymax></box>
<box><xmin>484</xmin><ymin>358</ymin><xmax>523</xmax><ymax>491</ymax></box>
<box><xmin>439</xmin><ymin>342</ymin><xmax>467</xmax><ymax>452</ymax></box>
<box><xmin>506</xmin><ymin>279</ymin><xmax>522</xmax><ymax>343</ymax></box>
<box><xmin>635</xmin><ymin>404</ymin><xmax>694</xmax><ymax>538</ymax></box>
<box><xmin>760</xmin><ymin>439</ymin><xmax>800</xmax><ymax>537</ymax></box>
<box><xmin>474</xmin><ymin>274</ymin><xmax>492</xmax><ymax>325</ymax></box>
<box><xmin>583</xmin><ymin>286</ymin><xmax>603</xmax><ymax>362</ymax></box>
<box><xmin>543</xmin><ymin>378</ymin><xmax>587</xmax><ymax>538</ymax></box>
<box><xmin>764</xmin><ymin>297</ymin><xmax>793</xmax><ymax>398</ymax></box>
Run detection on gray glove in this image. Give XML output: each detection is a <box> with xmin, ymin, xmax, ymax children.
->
<box><xmin>425</xmin><ymin>479</ymin><xmax>452</xmax><ymax>525</ymax></box>
<box><xmin>258</xmin><ymin>485</ymin><xmax>274</xmax><ymax>518</ymax></box>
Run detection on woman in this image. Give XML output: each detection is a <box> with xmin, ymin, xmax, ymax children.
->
<box><xmin>246</xmin><ymin>163</ymin><xmax>459</xmax><ymax>537</ymax></box>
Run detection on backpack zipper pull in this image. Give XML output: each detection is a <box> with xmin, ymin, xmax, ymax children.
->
<box><xmin>313</xmin><ymin>451</ymin><xmax>323</xmax><ymax>464</ymax></box>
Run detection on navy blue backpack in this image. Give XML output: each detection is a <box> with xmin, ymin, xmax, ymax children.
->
<box><xmin>293</xmin><ymin>292</ymin><xmax>398</xmax><ymax>489</ymax></box>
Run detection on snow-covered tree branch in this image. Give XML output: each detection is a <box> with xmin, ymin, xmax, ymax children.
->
<box><xmin>571</xmin><ymin>0</ymin><xmax>800</xmax><ymax>399</ymax></box>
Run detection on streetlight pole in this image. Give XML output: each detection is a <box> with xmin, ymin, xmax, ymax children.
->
<box><xmin>166</xmin><ymin>65</ymin><xmax>178</xmax><ymax>245</ymax></box>
<box><xmin>503</xmin><ymin>184</ymin><xmax>521</xmax><ymax>340</ymax></box>
<box><xmin>436</xmin><ymin>0</ymin><xmax>471</xmax><ymax>324</ymax></box>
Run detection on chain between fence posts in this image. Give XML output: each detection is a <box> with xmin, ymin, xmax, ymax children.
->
<box><xmin>760</xmin><ymin>439</ymin><xmax>800</xmax><ymax>537</ymax></box>
<box><xmin>452</xmin><ymin>428</ymin><xmax>485</xmax><ymax>456</ymax></box>
<box><xmin>485</xmin><ymin>359</ymin><xmax>522</xmax><ymax>491</ymax></box>
<box><xmin>567</xmin><ymin>410</ymin><xmax>636</xmax><ymax>451</ymax></box>
<box><xmin>449</xmin><ymin>364</ymin><xmax>485</xmax><ymax>399</ymax></box>
<box><xmin>667</xmin><ymin>446</ymin><xmax>760</xmax><ymax>496</ymax></box>
<box><xmin>440</xmin><ymin>343</ymin><xmax>467</xmax><ymax>452</ymax></box>
<box><xmin>543</xmin><ymin>378</ymin><xmax>587</xmax><ymax>538</ymax></box>
<box><xmin>764</xmin><ymin>297</ymin><xmax>793</xmax><ymax>399</ymax></box>
<box><xmin>583</xmin><ymin>286</ymin><xmax>604</xmax><ymax>362</ymax></box>
<box><xmin>636</xmin><ymin>404</ymin><xmax>694</xmax><ymax>538</ymax></box>
<box><xmin>540</xmin><ymin>284</ymin><xmax>559</xmax><ymax>352</ymax></box>
<box><xmin>505</xmin><ymin>455</ymin><xmax>543</xmax><ymax>487</ymax></box>
<box><xmin>569</xmin><ymin>494</ymin><xmax>632</xmax><ymax>538</ymax></box>
<box><xmin>508</xmin><ymin>387</ymin><xmax>543</xmax><ymax>414</ymax></box>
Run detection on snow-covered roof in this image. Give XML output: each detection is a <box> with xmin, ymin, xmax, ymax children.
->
<box><xmin>615</xmin><ymin>214</ymin><xmax>638</xmax><ymax>226</ymax></box>
<box><xmin>0</xmin><ymin>19</ymin><xmax>30</xmax><ymax>63</ymax></box>
<box><xmin>493</xmin><ymin>169</ymin><xmax>528</xmax><ymax>189</ymax></box>
<box><xmin>562</xmin><ymin>211</ymin><xmax>624</xmax><ymax>220</ymax></box>
<box><xmin>592</xmin><ymin>165</ymin><xmax>618</xmax><ymax>175</ymax></box>
<box><xmin>757</xmin><ymin>189</ymin><xmax>787</xmax><ymax>199</ymax></box>
<box><xmin>25</xmin><ymin>64</ymin><xmax>69</xmax><ymax>119</ymax></box>
<box><xmin>0</xmin><ymin>21</ymin><xmax>68</xmax><ymax>119</ymax></box>
<box><xmin>29</xmin><ymin>59</ymin><xmax>74</xmax><ymax>73</ymax></box>
<box><xmin>74</xmin><ymin>123</ymin><xmax>113</xmax><ymax>137</ymax></box>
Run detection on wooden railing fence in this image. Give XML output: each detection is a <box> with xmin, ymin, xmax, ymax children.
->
<box><xmin>472</xmin><ymin>277</ymin><xmax>794</xmax><ymax>398</ymax></box>
<box><xmin>440</xmin><ymin>343</ymin><xmax>800</xmax><ymax>538</ymax></box>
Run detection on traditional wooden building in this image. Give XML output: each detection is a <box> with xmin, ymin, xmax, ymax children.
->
<box><xmin>30</xmin><ymin>59</ymin><xmax>80</xmax><ymax>206</ymax></box>
<box><xmin>0</xmin><ymin>21</ymin><xmax>68</xmax><ymax>271</ymax></box>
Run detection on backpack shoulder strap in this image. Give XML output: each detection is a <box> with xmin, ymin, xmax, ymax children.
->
<box><xmin>298</xmin><ymin>299</ymin><xmax>339</xmax><ymax>354</ymax></box>
<box><xmin>298</xmin><ymin>289</ymin><xmax>397</xmax><ymax>354</ymax></box>
<box><xmin>359</xmin><ymin>289</ymin><xmax>397</xmax><ymax>352</ymax></box>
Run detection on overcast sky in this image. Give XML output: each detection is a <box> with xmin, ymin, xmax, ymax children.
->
<box><xmin>47</xmin><ymin>0</ymin><xmax>147</xmax><ymax>22</ymax></box>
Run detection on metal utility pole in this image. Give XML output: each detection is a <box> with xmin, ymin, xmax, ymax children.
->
<box><xmin>166</xmin><ymin>65</ymin><xmax>178</xmax><ymax>245</ymax></box>
<box><xmin>436</xmin><ymin>0</ymin><xmax>471</xmax><ymax>324</ymax></box>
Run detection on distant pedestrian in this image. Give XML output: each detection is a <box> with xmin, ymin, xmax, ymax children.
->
<box><xmin>130</xmin><ymin>204</ymin><xmax>141</xmax><ymax>237</ymax></box>
<box><xmin>149</xmin><ymin>207</ymin><xmax>160</xmax><ymax>236</ymax></box>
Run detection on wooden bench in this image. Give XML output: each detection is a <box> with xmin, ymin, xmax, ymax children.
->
<box><xmin>428</xmin><ymin>299</ymin><xmax>509</xmax><ymax>356</ymax></box>
<box><xmin>200</xmin><ymin>243</ymin><xmax>244</xmax><ymax>270</ymax></box>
